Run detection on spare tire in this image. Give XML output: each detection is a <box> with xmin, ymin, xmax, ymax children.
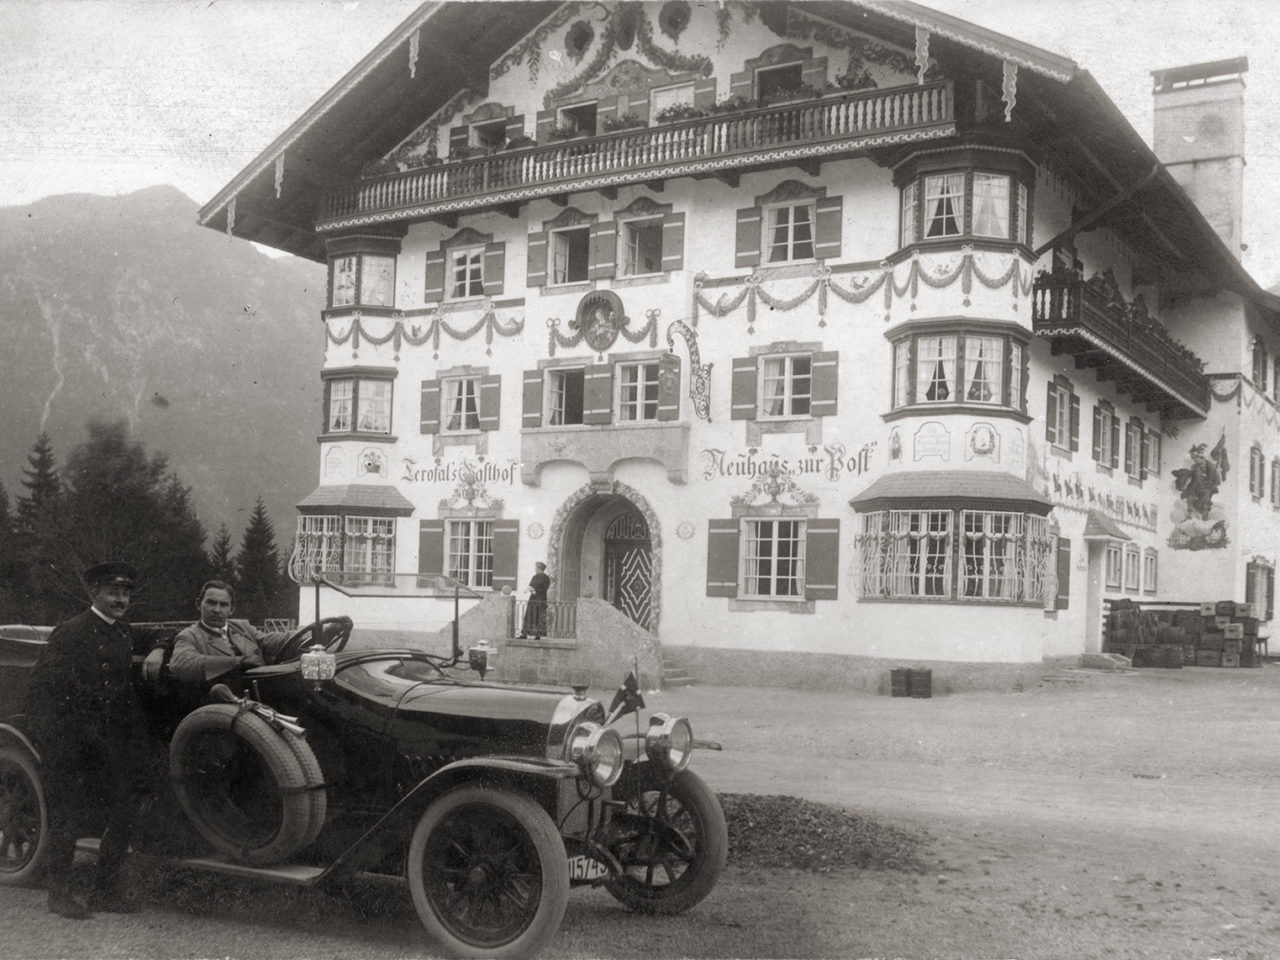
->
<box><xmin>275</xmin><ymin>726</ymin><xmax>327</xmax><ymax>851</ymax></box>
<box><xmin>169</xmin><ymin>704</ymin><xmax>323</xmax><ymax>864</ymax></box>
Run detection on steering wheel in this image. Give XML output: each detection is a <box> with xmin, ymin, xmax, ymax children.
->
<box><xmin>274</xmin><ymin>616</ymin><xmax>354</xmax><ymax>663</ymax></box>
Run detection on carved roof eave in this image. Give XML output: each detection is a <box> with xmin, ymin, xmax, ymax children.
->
<box><xmin>315</xmin><ymin>124</ymin><xmax>956</xmax><ymax>235</ymax></box>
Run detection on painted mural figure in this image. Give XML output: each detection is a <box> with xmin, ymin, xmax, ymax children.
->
<box><xmin>1169</xmin><ymin>434</ymin><xmax>1231</xmax><ymax>550</ymax></box>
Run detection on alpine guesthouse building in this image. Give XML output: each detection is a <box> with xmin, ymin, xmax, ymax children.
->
<box><xmin>201</xmin><ymin>1</ymin><xmax>1280</xmax><ymax>690</ymax></box>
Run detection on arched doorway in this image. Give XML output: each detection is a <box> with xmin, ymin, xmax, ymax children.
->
<box><xmin>548</xmin><ymin>482</ymin><xmax>662</xmax><ymax>633</ymax></box>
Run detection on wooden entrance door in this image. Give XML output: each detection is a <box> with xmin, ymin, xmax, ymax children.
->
<box><xmin>603</xmin><ymin>511</ymin><xmax>651</xmax><ymax>630</ymax></box>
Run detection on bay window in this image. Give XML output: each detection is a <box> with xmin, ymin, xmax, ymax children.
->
<box><xmin>895</xmin><ymin>149</ymin><xmax>1034</xmax><ymax>250</ymax></box>
<box><xmin>323</xmin><ymin>368</ymin><xmax>395</xmax><ymax>437</ymax></box>
<box><xmin>330</xmin><ymin>253</ymin><xmax>395</xmax><ymax>308</ymax></box>
<box><xmin>293</xmin><ymin>514</ymin><xmax>395</xmax><ymax>585</ymax></box>
<box><xmin>888</xmin><ymin>322</ymin><xmax>1027</xmax><ymax>416</ymax></box>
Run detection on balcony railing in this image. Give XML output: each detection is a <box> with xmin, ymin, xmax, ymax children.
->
<box><xmin>319</xmin><ymin>81</ymin><xmax>954</xmax><ymax>227</ymax></box>
<box><xmin>511</xmin><ymin>599</ymin><xmax>577</xmax><ymax>640</ymax></box>
<box><xmin>1032</xmin><ymin>273</ymin><xmax>1210</xmax><ymax>415</ymax></box>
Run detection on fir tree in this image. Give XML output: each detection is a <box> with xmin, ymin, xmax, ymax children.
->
<box><xmin>35</xmin><ymin>420</ymin><xmax>210</xmax><ymax>621</ymax></box>
<box><xmin>14</xmin><ymin>433</ymin><xmax>64</xmax><ymax>621</ymax></box>
<box><xmin>0</xmin><ymin>483</ymin><xmax>18</xmax><ymax>620</ymax></box>
<box><xmin>16</xmin><ymin>432</ymin><xmax>61</xmax><ymax>536</ymax></box>
<box><xmin>208</xmin><ymin>523</ymin><xmax>237</xmax><ymax>585</ymax></box>
<box><xmin>235</xmin><ymin>497</ymin><xmax>283</xmax><ymax>625</ymax></box>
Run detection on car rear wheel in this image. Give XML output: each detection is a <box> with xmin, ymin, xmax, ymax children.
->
<box><xmin>604</xmin><ymin>766</ymin><xmax>727</xmax><ymax>915</ymax></box>
<box><xmin>0</xmin><ymin>745</ymin><xmax>48</xmax><ymax>885</ymax></box>
<box><xmin>407</xmin><ymin>785</ymin><xmax>569</xmax><ymax>959</ymax></box>
<box><xmin>169</xmin><ymin>704</ymin><xmax>323</xmax><ymax>864</ymax></box>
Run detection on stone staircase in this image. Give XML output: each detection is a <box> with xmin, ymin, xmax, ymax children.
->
<box><xmin>661</xmin><ymin>651</ymin><xmax>698</xmax><ymax>687</ymax></box>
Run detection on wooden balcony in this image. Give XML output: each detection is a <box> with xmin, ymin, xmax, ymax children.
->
<box><xmin>318</xmin><ymin>81</ymin><xmax>954</xmax><ymax>230</ymax></box>
<box><xmin>1032</xmin><ymin>273</ymin><xmax>1210</xmax><ymax>419</ymax></box>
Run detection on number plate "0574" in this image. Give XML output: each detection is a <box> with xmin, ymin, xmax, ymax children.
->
<box><xmin>567</xmin><ymin>855</ymin><xmax>608</xmax><ymax>881</ymax></box>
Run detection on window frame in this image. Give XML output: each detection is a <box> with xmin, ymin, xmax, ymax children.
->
<box><xmin>1272</xmin><ymin>458</ymin><xmax>1280</xmax><ymax>508</ymax></box>
<box><xmin>545</xmin><ymin>366</ymin><xmax>587</xmax><ymax>426</ymax></box>
<box><xmin>618</xmin><ymin>216</ymin><xmax>665</xmax><ymax>278</ymax></box>
<box><xmin>650</xmin><ymin>81</ymin><xmax>695</xmax><ymax>116</ymax></box>
<box><xmin>762</xmin><ymin>200</ymin><xmax>817</xmax><ymax>264</ymax></box>
<box><xmin>754</xmin><ymin>62</ymin><xmax>804</xmax><ymax>101</ymax></box>
<box><xmin>739</xmin><ymin>517</ymin><xmax>806</xmax><ymax>600</ymax></box>
<box><xmin>1250</xmin><ymin>443</ymin><xmax>1266</xmax><ymax>500</ymax></box>
<box><xmin>1104</xmin><ymin>542</ymin><xmax>1123</xmax><ymax>590</ymax></box>
<box><xmin>447</xmin><ymin>245</ymin><xmax>486</xmax><ymax>301</ymax></box>
<box><xmin>323</xmin><ymin>368</ymin><xmax>396</xmax><ymax>438</ymax></box>
<box><xmin>440</xmin><ymin>375</ymin><xmax>481</xmax><ymax>434</ymax></box>
<box><xmin>556</xmin><ymin>100</ymin><xmax>598</xmax><ymax>136</ymax></box>
<box><xmin>1123</xmin><ymin>543</ymin><xmax>1141</xmax><ymax>593</ymax></box>
<box><xmin>887</xmin><ymin>322</ymin><xmax>1029</xmax><ymax>419</ymax></box>
<box><xmin>446</xmin><ymin>518</ymin><xmax>495</xmax><ymax>589</ymax></box>
<box><xmin>1144</xmin><ymin>429</ymin><xmax>1161</xmax><ymax>477</ymax></box>
<box><xmin>616</xmin><ymin>359</ymin><xmax>661</xmax><ymax>423</ymax></box>
<box><xmin>895</xmin><ymin>153</ymin><xmax>1035</xmax><ymax>252</ymax></box>
<box><xmin>1143</xmin><ymin>547</ymin><xmax>1158</xmax><ymax>594</ymax></box>
<box><xmin>1252</xmin><ymin>335</ymin><xmax>1268</xmax><ymax>389</ymax></box>
<box><xmin>757</xmin><ymin>353</ymin><xmax>813</xmax><ymax>421</ymax></box>
<box><xmin>1124</xmin><ymin>419</ymin><xmax>1144</xmax><ymax>481</ymax></box>
<box><xmin>549</xmin><ymin>225</ymin><xmax>591</xmax><ymax>286</ymax></box>
<box><xmin>329</xmin><ymin>252</ymin><xmax>396</xmax><ymax>309</ymax></box>
<box><xmin>296</xmin><ymin>513</ymin><xmax>396</xmax><ymax>585</ymax></box>
<box><xmin>1094</xmin><ymin>401</ymin><xmax>1117</xmax><ymax>470</ymax></box>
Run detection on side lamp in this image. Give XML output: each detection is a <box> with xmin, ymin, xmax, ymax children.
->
<box><xmin>468</xmin><ymin>638</ymin><xmax>496</xmax><ymax>680</ymax></box>
<box><xmin>300</xmin><ymin>643</ymin><xmax>337</xmax><ymax>690</ymax></box>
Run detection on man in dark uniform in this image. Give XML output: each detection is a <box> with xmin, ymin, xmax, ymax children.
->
<box><xmin>23</xmin><ymin>561</ymin><xmax>148</xmax><ymax>919</ymax></box>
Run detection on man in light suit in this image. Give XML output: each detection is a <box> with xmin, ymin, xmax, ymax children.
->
<box><xmin>169</xmin><ymin>580</ymin><xmax>290</xmax><ymax>687</ymax></box>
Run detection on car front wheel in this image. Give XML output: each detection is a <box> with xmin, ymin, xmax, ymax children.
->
<box><xmin>604</xmin><ymin>766</ymin><xmax>727</xmax><ymax>915</ymax></box>
<box><xmin>0</xmin><ymin>745</ymin><xmax>48</xmax><ymax>885</ymax></box>
<box><xmin>407</xmin><ymin>785</ymin><xmax>569</xmax><ymax>959</ymax></box>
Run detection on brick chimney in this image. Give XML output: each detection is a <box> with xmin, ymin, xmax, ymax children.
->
<box><xmin>1151</xmin><ymin>57</ymin><xmax>1248</xmax><ymax>259</ymax></box>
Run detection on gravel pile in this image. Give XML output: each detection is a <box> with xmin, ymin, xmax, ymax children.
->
<box><xmin>720</xmin><ymin>793</ymin><xmax>931</xmax><ymax>874</ymax></box>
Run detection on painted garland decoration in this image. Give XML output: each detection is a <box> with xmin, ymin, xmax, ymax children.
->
<box><xmin>692</xmin><ymin>249</ymin><xmax>1035</xmax><ymax>331</ymax></box>
<box><xmin>565</xmin><ymin>20</ymin><xmax>594</xmax><ymax>62</ymax></box>
<box><xmin>326</xmin><ymin>307</ymin><xmax>524</xmax><ymax>361</ymax></box>
<box><xmin>490</xmin><ymin>3</ymin><xmax>582</xmax><ymax>83</ymax></box>
<box><xmin>546</xmin><ymin>308</ymin><xmax>659</xmax><ymax>356</ymax></box>
<box><xmin>781</xmin><ymin>5</ymin><xmax>917</xmax><ymax>79</ymax></box>
<box><xmin>658</xmin><ymin>1</ymin><xmax>691</xmax><ymax>42</ymax></box>
<box><xmin>544</xmin><ymin>2</ymin><xmax>712</xmax><ymax>108</ymax></box>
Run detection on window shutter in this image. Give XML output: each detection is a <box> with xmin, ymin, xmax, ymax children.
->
<box><xmin>420</xmin><ymin>379</ymin><xmax>441</xmax><ymax>435</ymax></box>
<box><xmin>692</xmin><ymin>77</ymin><xmax>717</xmax><ymax>111</ymax></box>
<box><xmin>706</xmin><ymin>519</ymin><xmax>739</xmax><ymax>597</ymax></box>
<box><xmin>321</xmin><ymin>380</ymin><xmax>331</xmax><ymax>434</ymax></box>
<box><xmin>813</xmin><ymin>195</ymin><xmax>843</xmax><ymax>261</ymax></box>
<box><xmin>1267</xmin><ymin>567</ymin><xmax>1275</xmax><ymax>621</ymax></box>
<box><xmin>1246</xmin><ymin>561</ymin><xmax>1257</xmax><ymax>609</ymax></box>
<box><xmin>735</xmin><ymin>207</ymin><xmax>761</xmax><ymax>269</ymax></box>
<box><xmin>1044</xmin><ymin>383</ymin><xmax>1058</xmax><ymax>445</ymax></box>
<box><xmin>491</xmin><ymin>520</ymin><xmax>520</xmax><ymax>593</ymax></box>
<box><xmin>729</xmin><ymin>69</ymin><xmax>752</xmax><ymax>100</ymax></box>
<box><xmin>424</xmin><ymin>249</ymin><xmax>446</xmax><ymax>302</ymax></box>
<box><xmin>1110</xmin><ymin>417</ymin><xmax>1120</xmax><ymax>468</ymax></box>
<box><xmin>582</xmin><ymin>363</ymin><xmax>614</xmax><ymax>425</ymax></box>
<box><xmin>1091</xmin><ymin>406</ymin><xmax>1103</xmax><ymax>462</ymax></box>
<box><xmin>418</xmin><ymin>520</ymin><xmax>445</xmax><ymax>578</ymax></box>
<box><xmin>588</xmin><ymin>222</ymin><xmax>617</xmax><ymax>280</ymax></box>
<box><xmin>731</xmin><ymin>356</ymin><xmax>758</xmax><ymax>420</ymax></box>
<box><xmin>478</xmin><ymin>374</ymin><xmax>501</xmax><ymax>431</ymax></box>
<box><xmin>483</xmin><ymin>242</ymin><xmax>505</xmax><ymax>296</ymax></box>
<box><xmin>1055</xmin><ymin>537</ymin><xmax>1072</xmax><ymax>610</ymax></box>
<box><xmin>1069</xmin><ymin>393</ymin><xmax>1081</xmax><ymax>452</ymax></box>
<box><xmin>504</xmin><ymin>114</ymin><xmax>525</xmax><ymax>141</ymax></box>
<box><xmin>657</xmin><ymin>353</ymin><xmax>681</xmax><ymax>421</ymax></box>
<box><xmin>535</xmin><ymin>109</ymin><xmax>556</xmax><ymax>144</ymax></box>
<box><xmin>661</xmin><ymin>212</ymin><xmax>685</xmax><ymax>272</ymax></box>
<box><xmin>526</xmin><ymin>230</ymin><xmax>548</xmax><ymax>287</ymax></box>
<box><xmin>810</xmin><ymin>350</ymin><xmax>839</xmax><ymax>417</ymax></box>
<box><xmin>522</xmin><ymin>369</ymin><xmax>543</xmax><ymax>427</ymax></box>
<box><xmin>448</xmin><ymin>125</ymin><xmax>469</xmax><ymax>156</ymax></box>
<box><xmin>803</xmin><ymin>518</ymin><xmax>839</xmax><ymax>600</ymax></box>
<box><xmin>1140</xmin><ymin>429</ymin><xmax>1150</xmax><ymax>479</ymax></box>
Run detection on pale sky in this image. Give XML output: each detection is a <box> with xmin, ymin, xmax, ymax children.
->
<box><xmin>3</xmin><ymin>0</ymin><xmax>1279</xmax><ymax>285</ymax></box>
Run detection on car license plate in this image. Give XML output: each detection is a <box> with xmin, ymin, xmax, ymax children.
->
<box><xmin>567</xmin><ymin>855</ymin><xmax>608</xmax><ymax>881</ymax></box>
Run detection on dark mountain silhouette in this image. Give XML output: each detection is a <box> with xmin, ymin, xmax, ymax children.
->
<box><xmin>0</xmin><ymin>186</ymin><xmax>325</xmax><ymax>552</ymax></box>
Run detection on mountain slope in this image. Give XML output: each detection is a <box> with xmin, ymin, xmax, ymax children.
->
<box><xmin>0</xmin><ymin>186</ymin><xmax>326</xmax><ymax>549</ymax></box>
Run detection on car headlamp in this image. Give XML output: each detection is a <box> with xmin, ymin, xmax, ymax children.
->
<box><xmin>645</xmin><ymin>713</ymin><xmax>694</xmax><ymax>772</ymax></box>
<box><xmin>567</xmin><ymin>722</ymin><xmax>624</xmax><ymax>787</ymax></box>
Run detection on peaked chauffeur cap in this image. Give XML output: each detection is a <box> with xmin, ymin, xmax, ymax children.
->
<box><xmin>83</xmin><ymin>561</ymin><xmax>138</xmax><ymax>588</ymax></box>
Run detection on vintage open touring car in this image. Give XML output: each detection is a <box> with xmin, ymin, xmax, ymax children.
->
<box><xmin>0</xmin><ymin>616</ymin><xmax>727</xmax><ymax>958</ymax></box>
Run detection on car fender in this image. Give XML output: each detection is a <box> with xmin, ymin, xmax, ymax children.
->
<box><xmin>320</xmin><ymin>755</ymin><xmax>580</xmax><ymax>881</ymax></box>
<box><xmin>0</xmin><ymin>720</ymin><xmax>41</xmax><ymax>764</ymax></box>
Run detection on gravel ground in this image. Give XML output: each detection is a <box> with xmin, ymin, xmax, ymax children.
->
<box><xmin>4</xmin><ymin>662</ymin><xmax>1280</xmax><ymax>958</ymax></box>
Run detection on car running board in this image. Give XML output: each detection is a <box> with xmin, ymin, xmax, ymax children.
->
<box><xmin>75</xmin><ymin>838</ymin><xmax>327</xmax><ymax>886</ymax></box>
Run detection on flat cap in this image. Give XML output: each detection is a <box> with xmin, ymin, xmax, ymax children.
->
<box><xmin>83</xmin><ymin>561</ymin><xmax>138</xmax><ymax>588</ymax></box>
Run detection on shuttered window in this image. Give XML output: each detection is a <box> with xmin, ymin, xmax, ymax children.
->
<box><xmin>426</xmin><ymin>240</ymin><xmax>505</xmax><ymax>303</ymax></box>
<box><xmin>420</xmin><ymin>374</ymin><xmax>500</xmax><ymax>435</ymax></box>
<box><xmin>732</xmin><ymin>351</ymin><xmax>837</xmax><ymax>421</ymax></box>
<box><xmin>1045</xmin><ymin>377</ymin><xmax>1079</xmax><ymax>453</ymax></box>
<box><xmin>523</xmin><ymin>356</ymin><xmax>681</xmax><ymax>428</ymax></box>
<box><xmin>704</xmin><ymin>517</ymin><xmax>839</xmax><ymax>602</ymax></box>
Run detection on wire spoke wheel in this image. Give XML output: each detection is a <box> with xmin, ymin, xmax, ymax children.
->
<box><xmin>605</xmin><ymin>767</ymin><xmax>727</xmax><ymax>915</ymax></box>
<box><xmin>408</xmin><ymin>786</ymin><xmax>567</xmax><ymax>959</ymax></box>
<box><xmin>0</xmin><ymin>746</ymin><xmax>48</xmax><ymax>883</ymax></box>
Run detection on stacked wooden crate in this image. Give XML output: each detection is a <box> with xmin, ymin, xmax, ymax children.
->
<box><xmin>1103</xmin><ymin>601</ymin><xmax>1262</xmax><ymax>667</ymax></box>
